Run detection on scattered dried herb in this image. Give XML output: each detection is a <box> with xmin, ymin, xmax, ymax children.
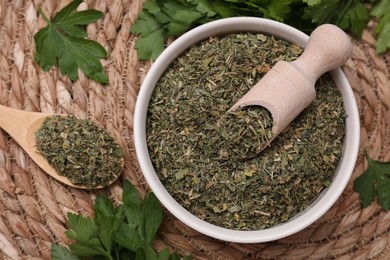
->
<box><xmin>146</xmin><ymin>33</ymin><xmax>345</xmax><ymax>230</ymax></box>
<box><xmin>35</xmin><ymin>115</ymin><xmax>123</xmax><ymax>189</ymax></box>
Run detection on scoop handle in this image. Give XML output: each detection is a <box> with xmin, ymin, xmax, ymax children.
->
<box><xmin>291</xmin><ymin>24</ymin><xmax>352</xmax><ymax>85</ymax></box>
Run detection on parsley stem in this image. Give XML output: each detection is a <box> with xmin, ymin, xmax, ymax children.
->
<box><xmin>38</xmin><ymin>7</ymin><xmax>50</xmax><ymax>24</ymax></box>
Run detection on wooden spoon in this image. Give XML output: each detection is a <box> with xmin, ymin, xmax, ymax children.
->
<box><xmin>230</xmin><ymin>24</ymin><xmax>352</xmax><ymax>139</ymax></box>
<box><xmin>0</xmin><ymin>105</ymin><xmax>121</xmax><ymax>189</ymax></box>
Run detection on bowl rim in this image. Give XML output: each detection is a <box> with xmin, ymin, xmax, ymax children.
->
<box><xmin>134</xmin><ymin>17</ymin><xmax>360</xmax><ymax>243</ymax></box>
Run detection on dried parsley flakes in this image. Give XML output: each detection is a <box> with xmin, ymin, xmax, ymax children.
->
<box><xmin>36</xmin><ymin>115</ymin><xmax>123</xmax><ymax>189</ymax></box>
<box><xmin>146</xmin><ymin>33</ymin><xmax>345</xmax><ymax>230</ymax></box>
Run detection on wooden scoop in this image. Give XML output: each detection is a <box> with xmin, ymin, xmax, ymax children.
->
<box><xmin>230</xmin><ymin>24</ymin><xmax>352</xmax><ymax>138</ymax></box>
<box><xmin>0</xmin><ymin>105</ymin><xmax>121</xmax><ymax>189</ymax></box>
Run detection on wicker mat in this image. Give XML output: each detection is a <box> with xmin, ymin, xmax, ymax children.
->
<box><xmin>1</xmin><ymin>0</ymin><xmax>390</xmax><ymax>259</ymax></box>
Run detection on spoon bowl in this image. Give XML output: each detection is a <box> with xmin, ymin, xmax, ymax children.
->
<box><xmin>0</xmin><ymin>105</ymin><xmax>121</xmax><ymax>189</ymax></box>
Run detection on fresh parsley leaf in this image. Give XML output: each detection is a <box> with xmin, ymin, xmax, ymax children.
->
<box><xmin>303</xmin><ymin>0</ymin><xmax>322</xmax><ymax>6</ymax></box>
<box><xmin>354</xmin><ymin>155</ymin><xmax>390</xmax><ymax>210</ymax></box>
<box><xmin>189</xmin><ymin>0</ymin><xmax>217</xmax><ymax>17</ymax></box>
<box><xmin>94</xmin><ymin>195</ymin><xmax>125</xmax><ymax>253</ymax></box>
<box><xmin>248</xmin><ymin>0</ymin><xmax>293</xmax><ymax>22</ymax></box>
<box><xmin>371</xmin><ymin>0</ymin><xmax>390</xmax><ymax>53</ymax></box>
<box><xmin>166</xmin><ymin>9</ymin><xmax>204</xmax><ymax>36</ymax></box>
<box><xmin>341</xmin><ymin>2</ymin><xmax>371</xmax><ymax>37</ymax></box>
<box><xmin>303</xmin><ymin>0</ymin><xmax>370</xmax><ymax>37</ymax></box>
<box><xmin>209</xmin><ymin>0</ymin><xmax>238</xmax><ymax>17</ymax></box>
<box><xmin>113</xmin><ymin>222</ymin><xmax>143</xmax><ymax>252</ymax></box>
<box><xmin>51</xmin><ymin>244</ymin><xmax>79</xmax><ymax>260</ymax></box>
<box><xmin>65</xmin><ymin>212</ymin><xmax>99</xmax><ymax>243</ymax></box>
<box><xmin>113</xmin><ymin>180</ymin><xmax>163</xmax><ymax>250</ymax></box>
<box><xmin>51</xmin><ymin>180</ymin><xmax>191</xmax><ymax>260</ymax></box>
<box><xmin>144</xmin><ymin>244</ymin><xmax>158</xmax><ymax>260</ymax></box>
<box><xmin>132</xmin><ymin>0</ymin><xmax>390</xmax><ymax>60</ymax></box>
<box><xmin>143</xmin><ymin>193</ymin><xmax>163</xmax><ymax>244</ymax></box>
<box><xmin>131</xmin><ymin>0</ymin><xmax>216</xmax><ymax>60</ymax></box>
<box><xmin>131</xmin><ymin>12</ymin><xmax>165</xmax><ymax>60</ymax></box>
<box><xmin>158</xmin><ymin>248</ymin><xmax>171</xmax><ymax>260</ymax></box>
<box><xmin>65</xmin><ymin>212</ymin><xmax>110</xmax><ymax>257</ymax></box>
<box><xmin>34</xmin><ymin>0</ymin><xmax>108</xmax><ymax>83</ymax></box>
<box><xmin>122</xmin><ymin>179</ymin><xmax>143</xmax><ymax>231</ymax></box>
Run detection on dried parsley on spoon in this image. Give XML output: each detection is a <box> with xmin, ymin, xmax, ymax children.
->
<box><xmin>35</xmin><ymin>115</ymin><xmax>124</xmax><ymax>189</ymax></box>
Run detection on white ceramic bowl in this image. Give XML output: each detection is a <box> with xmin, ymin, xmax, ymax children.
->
<box><xmin>134</xmin><ymin>17</ymin><xmax>360</xmax><ymax>243</ymax></box>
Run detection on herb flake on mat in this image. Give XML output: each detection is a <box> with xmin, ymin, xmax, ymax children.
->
<box><xmin>34</xmin><ymin>0</ymin><xmax>108</xmax><ymax>83</ymax></box>
<box><xmin>354</xmin><ymin>154</ymin><xmax>390</xmax><ymax>210</ymax></box>
<box><xmin>146</xmin><ymin>33</ymin><xmax>345</xmax><ymax>230</ymax></box>
<box><xmin>35</xmin><ymin>115</ymin><xmax>123</xmax><ymax>189</ymax></box>
<box><xmin>51</xmin><ymin>180</ymin><xmax>192</xmax><ymax>260</ymax></box>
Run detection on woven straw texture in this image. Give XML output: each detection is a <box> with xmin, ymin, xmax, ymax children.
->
<box><xmin>1</xmin><ymin>0</ymin><xmax>390</xmax><ymax>259</ymax></box>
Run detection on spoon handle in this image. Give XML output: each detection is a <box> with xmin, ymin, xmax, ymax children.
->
<box><xmin>291</xmin><ymin>24</ymin><xmax>352</xmax><ymax>85</ymax></box>
<box><xmin>0</xmin><ymin>105</ymin><xmax>48</xmax><ymax>138</ymax></box>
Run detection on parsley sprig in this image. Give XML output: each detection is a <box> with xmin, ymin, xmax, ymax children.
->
<box><xmin>51</xmin><ymin>180</ymin><xmax>191</xmax><ymax>260</ymax></box>
<box><xmin>131</xmin><ymin>0</ymin><xmax>390</xmax><ymax>61</ymax></box>
<box><xmin>34</xmin><ymin>0</ymin><xmax>108</xmax><ymax>83</ymax></box>
<box><xmin>354</xmin><ymin>154</ymin><xmax>390</xmax><ymax>210</ymax></box>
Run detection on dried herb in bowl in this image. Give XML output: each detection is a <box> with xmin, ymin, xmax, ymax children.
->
<box><xmin>146</xmin><ymin>33</ymin><xmax>345</xmax><ymax>230</ymax></box>
<box><xmin>35</xmin><ymin>115</ymin><xmax>123</xmax><ymax>189</ymax></box>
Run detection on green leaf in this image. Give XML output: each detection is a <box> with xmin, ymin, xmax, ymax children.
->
<box><xmin>94</xmin><ymin>195</ymin><xmax>118</xmax><ymax>253</ymax></box>
<box><xmin>374</xmin><ymin>15</ymin><xmax>390</xmax><ymax>53</ymax></box>
<box><xmin>143</xmin><ymin>193</ymin><xmax>163</xmax><ymax>244</ymax></box>
<box><xmin>144</xmin><ymin>0</ymin><xmax>172</xmax><ymax>24</ymax></box>
<box><xmin>303</xmin><ymin>0</ymin><xmax>370</xmax><ymax>37</ymax></box>
<box><xmin>354</xmin><ymin>159</ymin><xmax>376</xmax><ymax>208</ymax></box>
<box><xmin>166</xmin><ymin>10</ymin><xmax>204</xmax><ymax>36</ymax></box>
<box><xmin>51</xmin><ymin>244</ymin><xmax>79</xmax><ymax>260</ymax></box>
<box><xmin>157</xmin><ymin>248</ymin><xmax>190</xmax><ymax>260</ymax></box>
<box><xmin>65</xmin><ymin>212</ymin><xmax>99</xmax><ymax>242</ymax></box>
<box><xmin>58</xmin><ymin>10</ymin><xmax>103</xmax><ymax>26</ymax></box>
<box><xmin>65</xmin><ymin>37</ymin><xmax>108</xmax><ymax>83</ymax></box>
<box><xmin>210</xmin><ymin>1</ymin><xmax>238</xmax><ymax>17</ymax></box>
<box><xmin>144</xmin><ymin>243</ymin><xmax>158</xmax><ymax>260</ymax></box>
<box><xmin>189</xmin><ymin>0</ymin><xmax>217</xmax><ymax>17</ymax></box>
<box><xmin>136</xmin><ymin>247</ymin><xmax>147</xmax><ymax>260</ymax></box>
<box><xmin>131</xmin><ymin>11</ymin><xmax>164</xmax><ymax>37</ymax></box>
<box><xmin>113</xmin><ymin>204</ymin><xmax>126</xmax><ymax>230</ymax></box>
<box><xmin>122</xmin><ymin>180</ymin><xmax>143</xmax><ymax>229</ymax></box>
<box><xmin>340</xmin><ymin>2</ymin><xmax>370</xmax><ymax>37</ymax></box>
<box><xmin>114</xmin><ymin>180</ymin><xmax>146</xmax><ymax>251</ymax></box>
<box><xmin>52</xmin><ymin>179</ymin><xmax>181</xmax><ymax>259</ymax></box>
<box><xmin>55</xmin><ymin>10</ymin><xmax>103</xmax><ymax>38</ymax></box>
<box><xmin>303</xmin><ymin>0</ymin><xmax>321</xmax><ymax>6</ymax></box>
<box><xmin>371</xmin><ymin>0</ymin><xmax>390</xmax><ymax>53</ymax></box>
<box><xmin>113</xmin><ymin>223</ymin><xmax>143</xmax><ymax>252</ymax></box>
<box><xmin>157</xmin><ymin>248</ymin><xmax>171</xmax><ymax>260</ymax></box>
<box><xmin>52</xmin><ymin>0</ymin><xmax>83</xmax><ymax>23</ymax></box>
<box><xmin>64</xmin><ymin>212</ymin><xmax>109</xmax><ymax>257</ymax></box>
<box><xmin>354</xmin><ymin>155</ymin><xmax>390</xmax><ymax>210</ymax></box>
<box><xmin>131</xmin><ymin>12</ymin><xmax>165</xmax><ymax>60</ymax></box>
<box><xmin>258</xmin><ymin>0</ymin><xmax>293</xmax><ymax>21</ymax></box>
<box><xmin>133</xmin><ymin>34</ymin><xmax>165</xmax><ymax>61</ymax></box>
<box><xmin>69</xmin><ymin>241</ymin><xmax>107</xmax><ymax>257</ymax></box>
<box><xmin>371</xmin><ymin>0</ymin><xmax>390</xmax><ymax>17</ymax></box>
<box><xmin>34</xmin><ymin>0</ymin><xmax>108</xmax><ymax>83</ymax></box>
